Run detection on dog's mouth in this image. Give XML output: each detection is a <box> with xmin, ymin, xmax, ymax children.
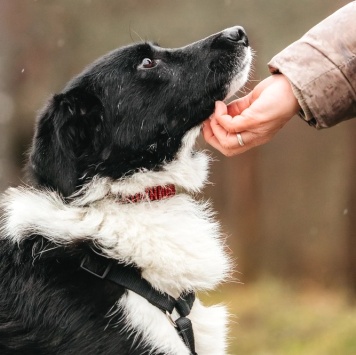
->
<box><xmin>27</xmin><ymin>26</ymin><xmax>253</xmax><ymax>197</ymax></box>
<box><xmin>188</xmin><ymin>26</ymin><xmax>252</xmax><ymax>123</ymax></box>
<box><xmin>102</xmin><ymin>27</ymin><xmax>252</xmax><ymax>190</ymax></box>
<box><xmin>224</xmin><ymin>48</ymin><xmax>252</xmax><ymax>101</ymax></box>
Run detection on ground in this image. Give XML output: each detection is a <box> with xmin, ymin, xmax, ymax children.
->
<box><xmin>200</xmin><ymin>278</ymin><xmax>356</xmax><ymax>354</ymax></box>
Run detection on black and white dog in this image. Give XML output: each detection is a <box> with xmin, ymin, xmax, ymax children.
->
<box><xmin>0</xmin><ymin>27</ymin><xmax>251</xmax><ymax>355</ymax></box>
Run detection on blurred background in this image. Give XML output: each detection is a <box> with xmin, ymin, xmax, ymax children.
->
<box><xmin>0</xmin><ymin>0</ymin><xmax>355</xmax><ymax>353</ymax></box>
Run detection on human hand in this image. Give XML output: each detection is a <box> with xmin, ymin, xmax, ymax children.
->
<box><xmin>202</xmin><ymin>74</ymin><xmax>301</xmax><ymax>156</ymax></box>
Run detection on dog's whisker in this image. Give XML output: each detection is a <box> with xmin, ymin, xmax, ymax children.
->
<box><xmin>1</xmin><ymin>25</ymin><xmax>252</xmax><ymax>354</ymax></box>
<box><xmin>129</xmin><ymin>26</ymin><xmax>145</xmax><ymax>44</ymax></box>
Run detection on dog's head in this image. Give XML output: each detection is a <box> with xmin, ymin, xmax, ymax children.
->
<box><xmin>28</xmin><ymin>27</ymin><xmax>251</xmax><ymax>197</ymax></box>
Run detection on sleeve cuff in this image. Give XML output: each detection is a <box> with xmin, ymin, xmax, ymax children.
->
<box><xmin>289</xmin><ymin>82</ymin><xmax>318</xmax><ymax>127</ymax></box>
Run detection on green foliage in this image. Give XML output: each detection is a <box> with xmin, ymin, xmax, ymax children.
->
<box><xmin>200</xmin><ymin>278</ymin><xmax>356</xmax><ymax>354</ymax></box>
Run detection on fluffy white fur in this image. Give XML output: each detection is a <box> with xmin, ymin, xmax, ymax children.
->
<box><xmin>116</xmin><ymin>292</ymin><xmax>229</xmax><ymax>355</ymax></box>
<box><xmin>71</xmin><ymin>128</ymin><xmax>209</xmax><ymax>206</ymax></box>
<box><xmin>227</xmin><ymin>51</ymin><xmax>252</xmax><ymax>99</ymax></box>
<box><xmin>1</xmin><ymin>127</ymin><xmax>232</xmax><ymax>354</ymax></box>
<box><xmin>118</xmin><ymin>292</ymin><xmax>191</xmax><ymax>355</ymax></box>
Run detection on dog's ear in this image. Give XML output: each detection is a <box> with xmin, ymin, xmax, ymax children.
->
<box><xmin>28</xmin><ymin>88</ymin><xmax>104</xmax><ymax>197</ymax></box>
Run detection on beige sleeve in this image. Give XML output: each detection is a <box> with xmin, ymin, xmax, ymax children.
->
<box><xmin>268</xmin><ymin>2</ymin><xmax>356</xmax><ymax>128</ymax></box>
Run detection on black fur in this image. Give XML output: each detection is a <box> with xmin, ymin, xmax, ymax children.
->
<box><xmin>27</xmin><ymin>30</ymin><xmax>248</xmax><ymax>197</ymax></box>
<box><xmin>1</xmin><ymin>28</ymin><xmax>249</xmax><ymax>354</ymax></box>
<box><xmin>0</xmin><ymin>238</ymin><xmax>157</xmax><ymax>355</ymax></box>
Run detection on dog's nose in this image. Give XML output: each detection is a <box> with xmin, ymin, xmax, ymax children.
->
<box><xmin>222</xmin><ymin>26</ymin><xmax>249</xmax><ymax>47</ymax></box>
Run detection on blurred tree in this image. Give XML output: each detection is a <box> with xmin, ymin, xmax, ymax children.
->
<box><xmin>204</xmin><ymin>148</ymin><xmax>262</xmax><ymax>281</ymax></box>
<box><xmin>346</xmin><ymin>129</ymin><xmax>356</xmax><ymax>297</ymax></box>
<box><xmin>0</xmin><ymin>0</ymin><xmax>353</xmax><ymax>292</ymax></box>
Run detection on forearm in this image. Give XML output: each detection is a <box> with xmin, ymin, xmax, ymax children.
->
<box><xmin>268</xmin><ymin>2</ymin><xmax>356</xmax><ymax>128</ymax></box>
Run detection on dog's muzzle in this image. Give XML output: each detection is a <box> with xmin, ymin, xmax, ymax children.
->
<box><xmin>222</xmin><ymin>26</ymin><xmax>249</xmax><ymax>47</ymax></box>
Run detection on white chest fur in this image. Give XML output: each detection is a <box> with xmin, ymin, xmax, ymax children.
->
<box><xmin>1</xmin><ymin>188</ymin><xmax>231</xmax><ymax>354</ymax></box>
<box><xmin>1</xmin><ymin>128</ymin><xmax>232</xmax><ymax>354</ymax></box>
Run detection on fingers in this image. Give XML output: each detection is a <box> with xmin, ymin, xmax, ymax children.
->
<box><xmin>214</xmin><ymin>101</ymin><xmax>227</xmax><ymax>116</ymax></box>
<box><xmin>211</xmin><ymin>98</ymin><xmax>258</xmax><ymax>134</ymax></box>
<box><xmin>203</xmin><ymin>75</ymin><xmax>299</xmax><ymax>157</ymax></box>
<box><xmin>226</xmin><ymin>92</ymin><xmax>253</xmax><ymax>117</ymax></box>
<box><xmin>204</xmin><ymin>100</ymin><xmax>258</xmax><ymax>156</ymax></box>
<box><xmin>203</xmin><ymin>118</ymin><xmax>253</xmax><ymax>156</ymax></box>
<box><xmin>214</xmin><ymin>108</ymin><xmax>256</xmax><ymax>133</ymax></box>
<box><xmin>213</xmin><ymin>97</ymin><xmax>253</xmax><ymax>132</ymax></box>
<box><xmin>202</xmin><ymin>119</ymin><xmax>230</xmax><ymax>153</ymax></box>
<box><xmin>202</xmin><ymin>118</ymin><xmax>217</xmax><ymax>144</ymax></box>
<box><xmin>210</xmin><ymin>117</ymin><xmax>249</xmax><ymax>150</ymax></box>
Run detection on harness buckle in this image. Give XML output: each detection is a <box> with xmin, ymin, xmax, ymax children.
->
<box><xmin>165</xmin><ymin>311</ymin><xmax>178</xmax><ymax>328</ymax></box>
<box><xmin>80</xmin><ymin>257</ymin><xmax>112</xmax><ymax>279</ymax></box>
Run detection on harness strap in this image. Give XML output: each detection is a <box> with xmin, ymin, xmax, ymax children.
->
<box><xmin>176</xmin><ymin>317</ymin><xmax>197</xmax><ymax>355</ymax></box>
<box><xmin>80</xmin><ymin>256</ymin><xmax>197</xmax><ymax>354</ymax></box>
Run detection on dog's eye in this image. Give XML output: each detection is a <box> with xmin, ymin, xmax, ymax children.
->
<box><xmin>139</xmin><ymin>58</ymin><xmax>157</xmax><ymax>69</ymax></box>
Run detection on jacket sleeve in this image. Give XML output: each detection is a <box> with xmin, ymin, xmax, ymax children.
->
<box><xmin>268</xmin><ymin>2</ymin><xmax>356</xmax><ymax>129</ymax></box>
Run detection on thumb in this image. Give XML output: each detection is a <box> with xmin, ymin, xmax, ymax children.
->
<box><xmin>214</xmin><ymin>106</ymin><xmax>257</xmax><ymax>133</ymax></box>
<box><xmin>227</xmin><ymin>92</ymin><xmax>253</xmax><ymax>117</ymax></box>
<box><xmin>212</xmin><ymin>101</ymin><xmax>228</xmax><ymax>117</ymax></box>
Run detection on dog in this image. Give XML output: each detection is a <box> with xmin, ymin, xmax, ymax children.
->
<box><xmin>0</xmin><ymin>26</ymin><xmax>251</xmax><ymax>355</ymax></box>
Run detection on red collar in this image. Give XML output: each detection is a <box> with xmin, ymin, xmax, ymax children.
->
<box><xmin>121</xmin><ymin>184</ymin><xmax>176</xmax><ymax>203</ymax></box>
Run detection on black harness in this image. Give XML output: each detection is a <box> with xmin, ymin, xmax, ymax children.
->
<box><xmin>80</xmin><ymin>256</ymin><xmax>197</xmax><ymax>355</ymax></box>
